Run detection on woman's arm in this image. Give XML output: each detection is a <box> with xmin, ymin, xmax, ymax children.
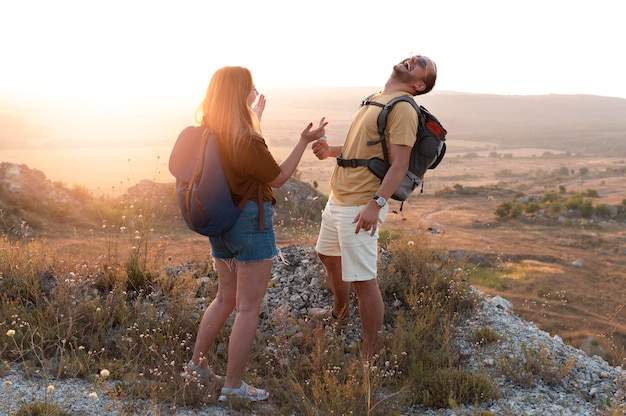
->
<box><xmin>267</xmin><ymin>118</ymin><xmax>327</xmax><ymax>188</ymax></box>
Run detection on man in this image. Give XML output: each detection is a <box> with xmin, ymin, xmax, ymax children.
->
<box><xmin>308</xmin><ymin>54</ymin><xmax>437</xmax><ymax>359</ymax></box>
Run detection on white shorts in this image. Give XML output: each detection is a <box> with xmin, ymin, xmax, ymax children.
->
<box><xmin>315</xmin><ymin>196</ymin><xmax>388</xmax><ymax>282</ymax></box>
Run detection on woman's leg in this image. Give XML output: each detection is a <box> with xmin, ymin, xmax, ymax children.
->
<box><xmin>190</xmin><ymin>259</ymin><xmax>238</xmax><ymax>368</ymax></box>
<box><xmin>222</xmin><ymin>259</ymin><xmax>273</xmax><ymax>389</ymax></box>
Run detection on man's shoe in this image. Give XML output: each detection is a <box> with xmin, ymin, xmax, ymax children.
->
<box><xmin>308</xmin><ymin>308</ymin><xmax>349</xmax><ymax>330</ymax></box>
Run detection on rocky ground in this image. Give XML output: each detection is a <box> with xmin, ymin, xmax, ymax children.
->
<box><xmin>2</xmin><ymin>245</ymin><xmax>625</xmax><ymax>415</ymax></box>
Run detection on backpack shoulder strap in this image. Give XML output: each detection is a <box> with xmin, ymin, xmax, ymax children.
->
<box><xmin>361</xmin><ymin>95</ymin><xmax>421</xmax><ymax>164</ymax></box>
<box><xmin>337</xmin><ymin>95</ymin><xmax>420</xmax><ymax>169</ymax></box>
<box><xmin>384</xmin><ymin>95</ymin><xmax>421</xmax><ymax>118</ymax></box>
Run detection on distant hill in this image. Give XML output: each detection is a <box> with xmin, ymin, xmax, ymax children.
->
<box><xmin>417</xmin><ymin>92</ymin><xmax>626</xmax><ymax>155</ymax></box>
<box><xmin>262</xmin><ymin>88</ymin><xmax>626</xmax><ymax>156</ymax></box>
<box><xmin>0</xmin><ymin>162</ymin><xmax>325</xmax><ymax>238</ymax></box>
<box><xmin>2</xmin><ymin>90</ymin><xmax>626</xmax><ymax>156</ymax></box>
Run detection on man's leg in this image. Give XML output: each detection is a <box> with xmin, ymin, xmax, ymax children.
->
<box><xmin>352</xmin><ymin>278</ymin><xmax>384</xmax><ymax>360</ymax></box>
<box><xmin>313</xmin><ymin>199</ymin><xmax>351</xmax><ymax>321</ymax></box>
<box><xmin>317</xmin><ymin>253</ymin><xmax>351</xmax><ymax>319</ymax></box>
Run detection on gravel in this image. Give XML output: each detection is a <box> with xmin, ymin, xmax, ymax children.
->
<box><xmin>2</xmin><ymin>245</ymin><xmax>624</xmax><ymax>415</ymax></box>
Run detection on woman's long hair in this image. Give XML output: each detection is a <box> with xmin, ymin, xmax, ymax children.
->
<box><xmin>196</xmin><ymin>66</ymin><xmax>259</xmax><ymax>152</ymax></box>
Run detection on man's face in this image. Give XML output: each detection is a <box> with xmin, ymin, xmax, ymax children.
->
<box><xmin>393</xmin><ymin>55</ymin><xmax>429</xmax><ymax>82</ymax></box>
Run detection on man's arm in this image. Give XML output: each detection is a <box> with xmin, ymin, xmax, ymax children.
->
<box><xmin>353</xmin><ymin>143</ymin><xmax>412</xmax><ymax>235</ymax></box>
<box><xmin>374</xmin><ymin>144</ymin><xmax>411</xmax><ymax>201</ymax></box>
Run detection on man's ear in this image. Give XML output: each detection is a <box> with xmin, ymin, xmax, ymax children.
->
<box><xmin>414</xmin><ymin>80</ymin><xmax>426</xmax><ymax>93</ymax></box>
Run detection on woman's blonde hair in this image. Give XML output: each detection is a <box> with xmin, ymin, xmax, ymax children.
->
<box><xmin>196</xmin><ymin>66</ymin><xmax>259</xmax><ymax>151</ymax></box>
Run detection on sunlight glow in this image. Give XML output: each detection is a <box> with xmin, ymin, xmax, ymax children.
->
<box><xmin>1</xmin><ymin>0</ymin><xmax>624</xmax><ymax>191</ymax></box>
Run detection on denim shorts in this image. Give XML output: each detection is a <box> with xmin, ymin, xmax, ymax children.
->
<box><xmin>208</xmin><ymin>200</ymin><xmax>278</xmax><ymax>263</ymax></box>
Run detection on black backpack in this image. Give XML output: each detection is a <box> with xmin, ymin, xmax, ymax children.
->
<box><xmin>337</xmin><ymin>94</ymin><xmax>447</xmax><ymax>204</ymax></box>
<box><xmin>168</xmin><ymin>126</ymin><xmax>261</xmax><ymax>236</ymax></box>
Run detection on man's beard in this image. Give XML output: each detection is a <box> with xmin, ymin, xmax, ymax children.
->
<box><xmin>391</xmin><ymin>64</ymin><xmax>414</xmax><ymax>83</ymax></box>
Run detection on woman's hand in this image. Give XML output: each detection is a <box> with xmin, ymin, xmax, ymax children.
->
<box><xmin>252</xmin><ymin>94</ymin><xmax>266</xmax><ymax>120</ymax></box>
<box><xmin>300</xmin><ymin>117</ymin><xmax>327</xmax><ymax>143</ymax></box>
<box><xmin>267</xmin><ymin>117</ymin><xmax>329</xmax><ymax>189</ymax></box>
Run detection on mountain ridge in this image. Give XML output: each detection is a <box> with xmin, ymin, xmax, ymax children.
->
<box><xmin>2</xmin><ymin>91</ymin><xmax>626</xmax><ymax>155</ymax></box>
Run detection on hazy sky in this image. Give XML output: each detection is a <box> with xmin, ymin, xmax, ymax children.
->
<box><xmin>2</xmin><ymin>0</ymin><xmax>625</xmax><ymax>111</ymax></box>
<box><xmin>0</xmin><ymin>0</ymin><xmax>624</xmax><ymax>191</ymax></box>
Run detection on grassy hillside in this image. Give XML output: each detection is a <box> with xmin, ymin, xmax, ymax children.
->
<box><xmin>1</xmin><ymin>89</ymin><xmax>626</xmax><ymax>375</ymax></box>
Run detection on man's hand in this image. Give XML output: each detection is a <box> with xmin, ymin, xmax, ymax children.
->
<box><xmin>311</xmin><ymin>139</ymin><xmax>331</xmax><ymax>160</ymax></box>
<box><xmin>352</xmin><ymin>201</ymin><xmax>380</xmax><ymax>236</ymax></box>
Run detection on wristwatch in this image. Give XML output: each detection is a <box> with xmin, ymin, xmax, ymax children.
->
<box><xmin>372</xmin><ymin>195</ymin><xmax>386</xmax><ymax>208</ymax></box>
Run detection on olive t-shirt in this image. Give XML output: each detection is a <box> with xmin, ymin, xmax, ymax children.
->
<box><xmin>329</xmin><ymin>92</ymin><xmax>418</xmax><ymax>206</ymax></box>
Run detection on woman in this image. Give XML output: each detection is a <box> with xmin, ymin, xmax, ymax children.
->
<box><xmin>182</xmin><ymin>66</ymin><xmax>327</xmax><ymax>401</ymax></box>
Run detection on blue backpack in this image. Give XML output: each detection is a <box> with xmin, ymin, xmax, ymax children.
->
<box><xmin>169</xmin><ymin>126</ymin><xmax>260</xmax><ymax>236</ymax></box>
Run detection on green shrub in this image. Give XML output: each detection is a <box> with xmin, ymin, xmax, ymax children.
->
<box><xmin>499</xmin><ymin>343</ymin><xmax>576</xmax><ymax>387</ymax></box>
<box><xmin>509</xmin><ymin>202</ymin><xmax>524</xmax><ymax>217</ymax></box>
<box><xmin>541</xmin><ymin>191</ymin><xmax>560</xmax><ymax>203</ymax></box>
<box><xmin>594</xmin><ymin>203</ymin><xmax>612</xmax><ymax>218</ymax></box>
<box><xmin>14</xmin><ymin>401</ymin><xmax>70</xmax><ymax>416</ymax></box>
<box><xmin>495</xmin><ymin>202</ymin><xmax>513</xmax><ymax>218</ymax></box>
<box><xmin>418</xmin><ymin>367</ymin><xmax>501</xmax><ymax>408</ymax></box>
<box><xmin>525</xmin><ymin>202</ymin><xmax>541</xmax><ymax>214</ymax></box>
<box><xmin>564</xmin><ymin>194</ymin><xmax>584</xmax><ymax>211</ymax></box>
<box><xmin>580</xmin><ymin>199</ymin><xmax>594</xmax><ymax>218</ymax></box>
<box><xmin>378</xmin><ymin>228</ymin><xmax>401</xmax><ymax>249</ymax></box>
<box><xmin>549</xmin><ymin>202</ymin><xmax>562</xmax><ymax>218</ymax></box>
<box><xmin>467</xmin><ymin>267</ymin><xmax>506</xmax><ymax>290</ymax></box>
<box><xmin>472</xmin><ymin>326</ymin><xmax>502</xmax><ymax>345</ymax></box>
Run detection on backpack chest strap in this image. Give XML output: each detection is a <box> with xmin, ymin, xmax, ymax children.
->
<box><xmin>336</xmin><ymin>156</ymin><xmax>370</xmax><ymax>168</ymax></box>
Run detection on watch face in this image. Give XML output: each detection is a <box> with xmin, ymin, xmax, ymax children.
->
<box><xmin>376</xmin><ymin>197</ymin><xmax>385</xmax><ymax>207</ymax></box>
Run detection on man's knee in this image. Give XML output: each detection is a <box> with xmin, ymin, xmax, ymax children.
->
<box><xmin>318</xmin><ymin>252</ymin><xmax>340</xmax><ymax>267</ymax></box>
<box><xmin>317</xmin><ymin>252</ymin><xmax>331</xmax><ymax>261</ymax></box>
<box><xmin>352</xmin><ymin>279</ymin><xmax>380</xmax><ymax>296</ymax></box>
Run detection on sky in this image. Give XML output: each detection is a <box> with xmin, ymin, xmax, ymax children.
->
<box><xmin>1</xmin><ymin>0</ymin><xmax>625</xmax><ymax>111</ymax></box>
<box><xmin>0</xmin><ymin>0</ymin><xmax>625</xmax><ymax>192</ymax></box>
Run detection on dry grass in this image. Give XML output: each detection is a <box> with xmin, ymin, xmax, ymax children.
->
<box><xmin>0</xmin><ymin>179</ymin><xmax>505</xmax><ymax>415</ymax></box>
<box><xmin>2</xmin><ymin>146</ymin><xmax>625</xmax><ymax>413</ymax></box>
<box><xmin>292</xmin><ymin>137</ymin><xmax>626</xmax><ymax>366</ymax></box>
<box><xmin>0</xmin><ymin>229</ymin><xmax>504</xmax><ymax>415</ymax></box>
<box><xmin>2</xmin><ymin>101</ymin><xmax>626</xmax><ymax>412</ymax></box>
<box><xmin>376</xmin><ymin>154</ymin><xmax>626</xmax><ymax>367</ymax></box>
